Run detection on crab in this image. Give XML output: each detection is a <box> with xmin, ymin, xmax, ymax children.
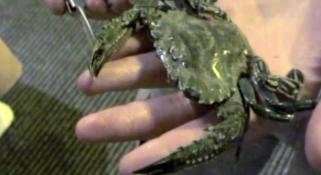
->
<box><xmin>88</xmin><ymin>0</ymin><xmax>316</xmax><ymax>174</ymax></box>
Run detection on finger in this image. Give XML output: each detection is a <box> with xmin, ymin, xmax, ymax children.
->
<box><xmin>77</xmin><ymin>52</ymin><xmax>169</xmax><ymax>95</ymax></box>
<box><xmin>305</xmin><ymin>102</ymin><xmax>321</xmax><ymax>172</ymax></box>
<box><xmin>118</xmin><ymin>112</ymin><xmax>217</xmax><ymax>174</ymax></box>
<box><xmin>111</xmin><ymin>29</ymin><xmax>154</xmax><ymax>60</ymax></box>
<box><xmin>75</xmin><ymin>93</ymin><xmax>209</xmax><ymax>143</ymax></box>
<box><xmin>85</xmin><ymin>0</ymin><xmax>131</xmax><ymax>19</ymax></box>
<box><xmin>43</xmin><ymin>0</ymin><xmax>67</xmax><ymax>15</ymax></box>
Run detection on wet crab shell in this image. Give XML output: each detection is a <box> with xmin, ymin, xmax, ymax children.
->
<box><xmin>150</xmin><ymin>10</ymin><xmax>251</xmax><ymax>104</ymax></box>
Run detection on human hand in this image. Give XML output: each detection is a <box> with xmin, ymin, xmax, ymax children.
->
<box><xmin>44</xmin><ymin>0</ymin><xmax>321</xmax><ymax>174</ymax></box>
<box><xmin>44</xmin><ymin>0</ymin><xmax>131</xmax><ymax>18</ymax></box>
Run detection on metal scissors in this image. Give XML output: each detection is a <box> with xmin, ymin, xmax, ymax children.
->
<box><xmin>66</xmin><ymin>0</ymin><xmax>95</xmax><ymax>45</ymax></box>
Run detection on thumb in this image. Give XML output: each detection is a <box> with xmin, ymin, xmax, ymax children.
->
<box><xmin>305</xmin><ymin>101</ymin><xmax>321</xmax><ymax>172</ymax></box>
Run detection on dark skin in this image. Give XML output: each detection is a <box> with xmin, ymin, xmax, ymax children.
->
<box><xmin>44</xmin><ymin>0</ymin><xmax>321</xmax><ymax>174</ymax></box>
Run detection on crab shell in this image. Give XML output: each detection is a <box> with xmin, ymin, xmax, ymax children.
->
<box><xmin>147</xmin><ymin>10</ymin><xmax>251</xmax><ymax>104</ymax></box>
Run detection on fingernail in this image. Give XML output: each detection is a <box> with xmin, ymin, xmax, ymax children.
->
<box><xmin>78</xmin><ymin>70</ymin><xmax>93</xmax><ymax>89</ymax></box>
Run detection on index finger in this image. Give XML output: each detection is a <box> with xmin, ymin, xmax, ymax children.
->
<box><xmin>75</xmin><ymin>93</ymin><xmax>209</xmax><ymax>143</ymax></box>
<box><xmin>44</xmin><ymin>0</ymin><xmax>67</xmax><ymax>15</ymax></box>
<box><xmin>85</xmin><ymin>0</ymin><xmax>131</xmax><ymax>19</ymax></box>
<box><xmin>44</xmin><ymin>0</ymin><xmax>131</xmax><ymax>18</ymax></box>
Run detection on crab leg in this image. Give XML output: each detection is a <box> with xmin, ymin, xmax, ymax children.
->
<box><xmin>258</xmin><ymin>73</ymin><xmax>315</xmax><ymax>113</ymax></box>
<box><xmin>266</xmin><ymin>69</ymin><xmax>303</xmax><ymax>99</ymax></box>
<box><xmin>250</xmin><ymin>58</ymin><xmax>316</xmax><ymax>113</ymax></box>
<box><xmin>255</xmin><ymin>83</ymin><xmax>316</xmax><ymax>113</ymax></box>
<box><xmin>263</xmin><ymin>69</ymin><xmax>316</xmax><ymax>111</ymax></box>
<box><xmin>239</xmin><ymin>78</ymin><xmax>294</xmax><ymax>121</ymax></box>
<box><xmin>250</xmin><ymin>58</ymin><xmax>301</xmax><ymax>97</ymax></box>
<box><xmin>134</xmin><ymin>91</ymin><xmax>248</xmax><ymax>174</ymax></box>
<box><xmin>89</xmin><ymin>9</ymin><xmax>140</xmax><ymax>77</ymax></box>
<box><xmin>286</xmin><ymin>69</ymin><xmax>304</xmax><ymax>84</ymax></box>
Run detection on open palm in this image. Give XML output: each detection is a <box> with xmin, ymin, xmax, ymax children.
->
<box><xmin>45</xmin><ymin>0</ymin><xmax>321</xmax><ymax>174</ymax></box>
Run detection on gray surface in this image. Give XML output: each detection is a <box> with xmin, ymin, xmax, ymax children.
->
<box><xmin>0</xmin><ymin>0</ymin><xmax>319</xmax><ymax>175</ymax></box>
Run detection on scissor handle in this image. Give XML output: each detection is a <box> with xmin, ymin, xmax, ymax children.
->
<box><xmin>66</xmin><ymin>0</ymin><xmax>78</xmax><ymax>13</ymax></box>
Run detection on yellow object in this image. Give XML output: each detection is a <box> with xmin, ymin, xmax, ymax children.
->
<box><xmin>0</xmin><ymin>38</ymin><xmax>23</xmax><ymax>96</ymax></box>
<box><xmin>212</xmin><ymin>55</ymin><xmax>222</xmax><ymax>80</ymax></box>
<box><xmin>0</xmin><ymin>101</ymin><xmax>14</xmax><ymax>137</ymax></box>
<box><xmin>0</xmin><ymin>38</ymin><xmax>21</xmax><ymax>137</ymax></box>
